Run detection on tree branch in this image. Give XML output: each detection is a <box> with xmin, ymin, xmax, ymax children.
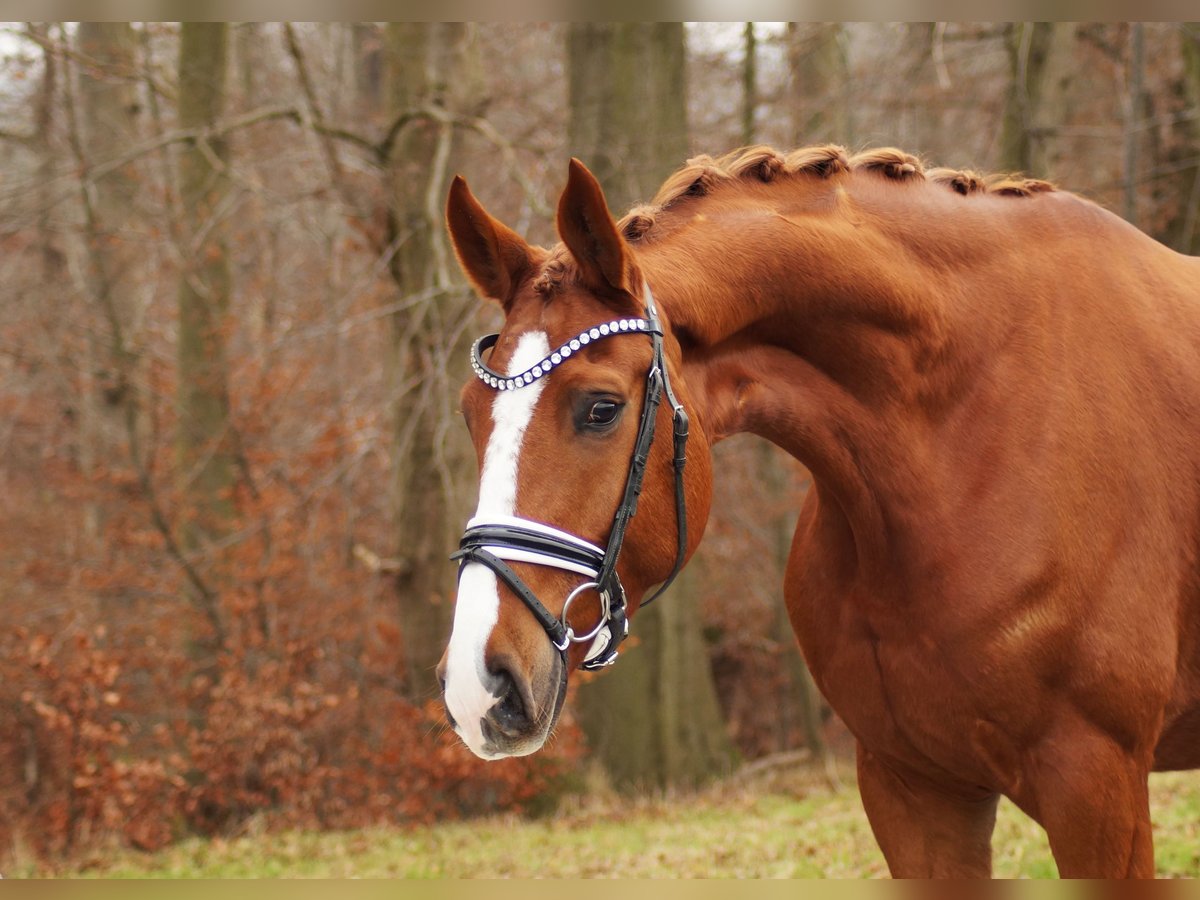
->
<box><xmin>16</xmin><ymin>21</ymin><xmax>177</xmax><ymax>103</ymax></box>
<box><xmin>5</xmin><ymin>92</ymin><xmax>546</xmax><ymax>236</ymax></box>
<box><xmin>0</xmin><ymin>127</ymin><xmax>36</xmax><ymax>144</ymax></box>
<box><xmin>281</xmin><ymin>23</ymin><xmax>355</xmax><ymax>204</ymax></box>
<box><xmin>377</xmin><ymin>105</ymin><xmax>550</xmax><ymax>216</ymax></box>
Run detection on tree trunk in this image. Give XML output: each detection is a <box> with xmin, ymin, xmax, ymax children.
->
<box><xmin>1123</xmin><ymin>23</ymin><xmax>1146</xmax><ymax>226</ymax></box>
<box><xmin>74</xmin><ymin>23</ymin><xmax>142</xmax><ymax>546</ymax></box>
<box><xmin>566</xmin><ymin>22</ymin><xmax>735</xmax><ymax>790</ymax></box>
<box><xmin>383</xmin><ymin>23</ymin><xmax>480</xmax><ymax>701</ymax></box>
<box><xmin>998</xmin><ymin>22</ymin><xmax>1054</xmax><ymax>174</ymax></box>
<box><xmin>351</xmin><ymin>23</ymin><xmax>383</xmax><ymax>119</ymax></box>
<box><xmin>29</xmin><ymin>24</ymin><xmax>64</xmax><ymax>282</ymax></box>
<box><xmin>786</xmin><ymin>23</ymin><xmax>849</xmax><ymax>145</ymax></box>
<box><xmin>76</xmin><ymin>24</ymin><xmax>139</xmax><ymax>213</ymax></box>
<box><xmin>566</xmin><ymin>23</ymin><xmax>688</xmax><ymax>212</ymax></box>
<box><xmin>176</xmin><ymin>22</ymin><xmax>234</xmax><ymax>649</ymax></box>
<box><xmin>233</xmin><ymin>22</ymin><xmax>265</xmax><ymax>109</ymax></box>
<box><xmin>755</xmin><ymin>442</ymin><xmax>827</xmax><ymax>758</ymax></box>
<box><xmin>580</xmin><ymin>563</ymin><xmax>734</xmax><ymax>788</ymax></box>
<box><xmin>1165</xmin><ymin>23</ymin><xmax>1200</xmax><ymax>254</ymax></box>
<box><xmin>741</xmin><ymin>23</ymin><xmax>757</xmax><ymax>147</ymax></box>
<box><xmin>1023</xmin><ymin>23</ymin><xmax>1081</xmax><ymax>182</ymax></box>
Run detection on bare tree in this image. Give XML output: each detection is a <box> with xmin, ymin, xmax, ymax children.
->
<box><xmin>72</xmin><ymin>23</ymin><xmax>142</xmax><ymax>544</ymax></box>
<box><xmin>1167</xmin><ymin>23</ymin><xmax>1200</xmax><ymax>253</ymax></box>
<box><xmin>350</xmin><ymin>23</ymin><xmax>383</xmax><ymax>118</ymax></box>
<box><xmin>566</xmin><ymin>22</ymin><xmax>734</xmax><ymax>789</ymax></box>
<box><xmin>1123</xmin><ymin>23</ymin><xmax>1146</xmax><ymax>225</ymax></box>
<box><xmin>742</xmin><ymin>23</ymin><xmax>757</xmax><ymax>146</ymax></box>
<box><xmin>382</xmin><ymin>23</ymin><xmax>482</xmax><ymax>701</ymax></box>
<box><xmin>566</xmin><ymin>23</ymin><xmax>689</xmax><ymax>213</ymax></box>
<box><xmin>787</xmin><ymin>23</ymin><xmax>848</xmax><ymax>145</ymax></box>
<box><xmin>998</xmin><ymin>22</ymin><xmax>1054</xmax><ymax>173</ymax></box>
<box><xmin>176</xmin><ymin>22</ymin><xmax>234</xmax><ymax>648</ymax></box>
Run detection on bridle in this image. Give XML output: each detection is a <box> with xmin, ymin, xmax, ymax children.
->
<box><xmin>451</xmin><ymin>283</ymin><xmax>689</xmax><ymax>672</ymax></box>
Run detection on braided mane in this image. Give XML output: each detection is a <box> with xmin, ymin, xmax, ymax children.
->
<box><xmin>621</xmin><ymin>144</ymin><xmax>1056</xmax><ymax>241</ymax></box>
<box><xmin>534</xmin><ymin>144</ymin><xmax>1057</xmax><ymax>294</ymax></box>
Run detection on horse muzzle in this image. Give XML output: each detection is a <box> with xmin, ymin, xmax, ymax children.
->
<box><xmin>437</xmin><ymin>632</ymin><xmax>568</xmax><ymax>760</ymax></box>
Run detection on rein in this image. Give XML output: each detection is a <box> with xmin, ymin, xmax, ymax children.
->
<box><xmin>451</xmin><ymin>283</ymin><xmax>689</xmax><ymax>671</ymax></box>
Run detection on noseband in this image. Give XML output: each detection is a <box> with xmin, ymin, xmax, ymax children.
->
<box><xmin>451</xmin><ymin>284</ymin><xmax>689</xmax><ymax>671</ymax></box>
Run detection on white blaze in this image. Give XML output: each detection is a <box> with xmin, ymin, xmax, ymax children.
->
<box><xmin>444</xmin><ymin>331</ymin><xmax>550</xmax><ymax>757</ymax></box>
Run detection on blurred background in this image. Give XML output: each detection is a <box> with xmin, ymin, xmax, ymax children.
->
<box><xmin>1</xmin><ymin>21</ymin><xmax>1198</xmax><ymax>872</ymax></box>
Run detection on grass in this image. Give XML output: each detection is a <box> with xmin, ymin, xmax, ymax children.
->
<box><xmin>24</xmin><ymin>768</ymin><xmax>1200</xmax><ymax>878</ymax></box>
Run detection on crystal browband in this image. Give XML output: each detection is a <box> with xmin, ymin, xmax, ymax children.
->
<box><xmin>470</xmin><ymin>317</ymin><xmax>658</xmax><ymax>391</ymax></box>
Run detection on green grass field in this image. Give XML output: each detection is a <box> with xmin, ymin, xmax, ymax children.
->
<box><xmin>30</xmin><ymin>768</ymin><xmax>1200</xmax><ymax>878</ymax></box>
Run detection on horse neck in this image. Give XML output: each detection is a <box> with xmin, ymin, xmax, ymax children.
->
<box><xmin>634</xmin><ymin>187</ymin><xmax>1015</xmax><ymax>566</ymax></box>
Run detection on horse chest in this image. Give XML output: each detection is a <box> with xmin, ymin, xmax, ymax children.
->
<box><xmin>803</xmin><ymin>601</ymin><xmax>942</xmax><ymax>732</ymax></box>
<box><xmin>788</xmin><ymin>574</ymin><xmax>1017</xmax><ymax>787</ymax></box>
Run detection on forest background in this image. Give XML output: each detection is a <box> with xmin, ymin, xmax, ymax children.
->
<box><xmin>1</xmin><ymin>21</ymin><xmax>1198</xmax><ymax>870</ymax></box>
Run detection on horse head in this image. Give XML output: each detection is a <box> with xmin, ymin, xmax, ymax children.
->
<box><xmin>436</xmin><ymin>159</ymin><xmax>713</xmax><ymax>759</ymax></box>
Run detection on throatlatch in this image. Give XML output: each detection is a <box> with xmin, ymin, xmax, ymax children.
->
<box><xmin>451</xmin><ymin>282</ymin><xmax>689</xmax><ymax>672</ymax></box>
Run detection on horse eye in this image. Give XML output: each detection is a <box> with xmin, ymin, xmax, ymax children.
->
<box><xmin>585</xmin><ymin>399</ymin><xmax>622</xmax><ymax>428</ymax></box>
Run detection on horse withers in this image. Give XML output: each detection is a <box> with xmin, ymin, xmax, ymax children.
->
<box><xmin>436</xmin><ymin>145</ymin><xmax>1200</xmax><ymax>878</ymax></box>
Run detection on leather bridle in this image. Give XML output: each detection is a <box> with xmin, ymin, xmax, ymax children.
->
<box><xmin>451</xmin><ymin>283</ymin><xmax>689</xmax><ymax>671</ymax></box>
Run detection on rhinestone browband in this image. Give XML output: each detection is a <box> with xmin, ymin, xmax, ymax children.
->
<box><xmin>470</xmin><ymin>318</ymin><xmax>658</xmax><ymax>391</ymax></box>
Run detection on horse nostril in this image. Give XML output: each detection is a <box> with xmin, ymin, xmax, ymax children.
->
<box><xmin>490</xmin><ymin>669</ymin><xmax>531</xmax><ymax>736</ymax></box>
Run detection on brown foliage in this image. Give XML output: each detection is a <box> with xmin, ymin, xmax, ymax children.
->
<box><xmin>0</xmin><ymin>369</ymin><xmax>582</xmax><ymax>868</ymax></box>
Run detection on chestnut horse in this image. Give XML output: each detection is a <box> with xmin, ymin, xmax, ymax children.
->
<box><xmin>436</xmin><ymin>145</ymin><xmax>1200</xmax><ymax>878</ymax></box>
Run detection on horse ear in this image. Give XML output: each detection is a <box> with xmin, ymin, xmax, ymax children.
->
<box><xmin>556</xmin><ymin>158</ymin><xmax>637</xmax><ymax>301</ymax></box>
<box><xmin>446</xmin><ymin>175</ymin><xmax>535</xmax><ymax>312</ymax></box>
